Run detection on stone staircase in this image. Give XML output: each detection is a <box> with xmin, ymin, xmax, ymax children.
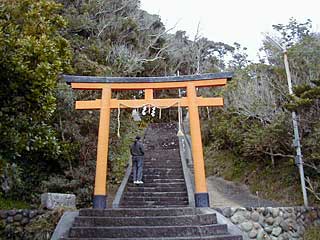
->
<box><xmin>64</xmin><ymin>207</ymin><xmax>242</xmax><ymax>239</ymax></box>
<box><xmin>120</xmin><ymin>123</ymin><xmax>188</xmax><ymax>208</ymax></box>
<box><xmin>61</xmin><ymin>123</ymin><xmax>243</xmax><ymax>240</ymax></box>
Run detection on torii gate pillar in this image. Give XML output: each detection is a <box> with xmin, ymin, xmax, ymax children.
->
<box><xmin>64</xmin><ymin>73</ymin><xmax>232</xmax><ymax>208</ymax></box>
<box><xmin>187</xmin><ymin>83</ymin><xmax>209</xmax><ymax>206</ymax></box>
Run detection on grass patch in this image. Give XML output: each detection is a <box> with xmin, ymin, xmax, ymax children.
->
<box><xmin>303</xmin><ymin>226</ymin><xmax>320</xmax><ymax>240</ymax></box>
<box><xmin>0</xmin><ymin>196</ymin><xmax>31</xmax><ymax>210</ymax></box>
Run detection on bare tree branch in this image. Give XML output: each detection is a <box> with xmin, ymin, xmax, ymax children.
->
<box><xmin>305</xmin><ymin>177</ymin><xmax>320</xmax><ymax>201</ymax></box>
<box><xmin>262</xmin><ymin>151</ymin><xmax>294</xmax><ymax>158</ymax></box>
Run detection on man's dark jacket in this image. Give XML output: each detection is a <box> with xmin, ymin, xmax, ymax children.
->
<box><xmin>130</xmin><ymin>140</ymin><xmax>144</xmax><ymax>156</ymax></box>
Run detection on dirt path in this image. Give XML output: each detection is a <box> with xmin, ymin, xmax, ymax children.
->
<box><xmin>207</xmin><ymin>176</ymin><xmax>281</xmax><ymax>208</ymax></box>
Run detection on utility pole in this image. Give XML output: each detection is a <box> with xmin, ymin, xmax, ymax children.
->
<box><xmin>266</xmin><ymin>36</ymin><xmax>308</xmax><ymax>207</ymax></box>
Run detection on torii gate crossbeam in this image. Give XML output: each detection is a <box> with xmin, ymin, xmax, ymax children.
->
<box><xmin>64</xmin><ymin>72</ymin><xmax>232</xmax><ymax>208</ymax></box>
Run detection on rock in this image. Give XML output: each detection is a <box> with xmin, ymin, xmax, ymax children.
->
<box><xmin>8</xmin><ymin>210</ymin><xmax>16</xmax><ymax>216</ymax></box>
<box><xmin>290</xmin><ymin>221</ymin><xmax>298</xmax><ymax>231</ymax></box>
<box><xmin>6</xmin><ymin>216</ymin><xmax>13</xmax><ymax>223</ymax></box>
<box><xmin>253</xmin><ymin>222</ymin><xmax>261</xmax><ymax>229</ymax></box>
<box><xmin>264</xmin><ymin>225</ymin><xmax>273</xmax><ymax>234</ymax></box>
<box><xmin>0</xmin><ymin>211</ymin><xmax>7</xmax><ymax>219</ymax></box>
<box><xmin>272</xmin><ymin>208</ymin><xmax>279</xmax><ymax>218</ymax></box>
<box><xmin>21</xmin><ymin>217</ymin><xmax>29</xmax><ymax>225</ymax></box>
<box><xmin>297</xmin><ymin>225</ymin><xmax>305</xmax><ymax>236</ymax></box>
<box><xmin>230</xmin><ymin>207</ymin><xmax>237</xmax><ymax>215</ymax></box>
<box><xmin>22</xmin><ymin>210</ymin><xmax>29</xmax><ymax>217</ymax></box>
<box><xmin>273</xmin><ymin>216</ymin><xmax>281</xmax><ymax>227</ymax></box>
<box><xmin>41</xmin><ymin>193</ymin><xmax>76</xmax><ymax>210</ymax></box>
<box><xmin>231</xmin><ymin>211</ymin><xmax>246</xmax><ymax>224</ymax></box>
<box><xmin>310</xmin><ymin>210</ymin><xmax>318</xmax><ymax>220</ymax></box>
<box><xmin>282</xmin><ymin>232</ymin><xmax>291</xmax><ymax>240</ymax></box>
<box><xmin>272</xmin><ymin>226</ymin><xmax>282</xmax><ymax>236</ymax></box>
<box><xmin>251</xmin><ymin>211</ymin><xmax>260</xmax><ymax>222</ymax></box>
<box><xmin>297</xmin><ymin>218</ymin><xmax>304</xmax><ymax>226</ymax></box>
<box><xmin>283</xmin><ymin>212</ymin><xmax>290</xmax><ymax>219</ymax></box>
<box><xmin>222</xmin><ymin>207</ymin><xmax>232</xmax><ymax>218</ymax></box>
<box><xmin>280</xmin><ymin>220</ymin><xmax>289</xmax><ymax>231</ymax></box>
<box><xmin>266</xmin><ymin>217</ymin><xmax>274</xmax><ymax>225</ymax></box>
<box><xmin>289</xmin><ymin>230</ymin><xmax>300</xmax><ymax>238</ymax></box>
<box><xmin>279</xmin><ymin>210</ymin><xmax>284</xmax><ymax>217</ymax></box>
<box><xmin>249</xmin><ymin>229</ymin><xmax>258</xmax><ymax>238</ymax></box>
<box><xmin>13</xmin><ymin>214</ymin><xmax>22</xmax><ymax>222</ymax></box>
<box><xmin>38</xmin><ymin>209</ymin><xmax>45</xmax><ymax>214</ymax></box>
<box><xmin>263</xmin><ymin>208</ymin><xmax>269</xmax><ymax>216</ymax></box>
<box><xmin>241</xmin><ymin>221</ymin><xmax>253</xmax><ymax>232</ymax></box>
<box><xmin>266</xmin><ymin>207</ymin><xmax>273</xmax><ymax>214</ymax></box>
<box><xmin>29</xmin><ymin>210</ymin><xmax>37</xmax><ymax>218</ymax></box>
<box><xmin>286</xmin><ymin>208</ymin><xmax>293</xmax><ymax>213</ymax></box>
<box><xmin>257</xmin><ymin>229</ymin><xmax>268</xmax><ymax>240</ymax></box>
<box><xmin>258</xmin><ymin>215</ymin><xmax>265</xmax><ymax>225</ymax></box>
<box><xmin>244</xmin><ymin>211</ymin><xmax>251</xmax><ymax>220</ymax></box>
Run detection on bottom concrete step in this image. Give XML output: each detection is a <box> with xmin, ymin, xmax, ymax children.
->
<box><xmin>69</xmin><ymin>224</ymin><xmax>229</xmax><ymax>238</ymax></box>
<box><xmin>73</xmin><ymin>213</ymin><xmax>217</xmax><ymax>227</ymax></box>
<box><xmin>119</xmin><ymin>204</ymin><xmax>189</xmax><ymax>208</ymax></box>
<box><xmin>64</xmin><ymin>235</ymin><xmax>242</xmax><ymax>240</ymax></box>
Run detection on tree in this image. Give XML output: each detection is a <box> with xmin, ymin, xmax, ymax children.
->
<box><xmin>0</xmin><ymin>0</ymin><xmax>72</xmax><ymax>200</ymax></box>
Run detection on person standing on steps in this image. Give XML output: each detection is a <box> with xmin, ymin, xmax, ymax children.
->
<box><xmin>130</xmin><ymin>135</ymin><xmax>144</xmax><ymax>184</ymax></box>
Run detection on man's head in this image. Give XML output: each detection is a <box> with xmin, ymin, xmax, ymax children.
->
<box><xmin>135</xmin><ymin>135</ymin><xmax>141</xmax><ymax>141</ymax></box>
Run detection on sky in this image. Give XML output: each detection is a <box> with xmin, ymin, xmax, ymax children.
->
<box><xmin>140</xmin><ymin>0</ymin><xmax>320</xmax><ymax>62</ymax></box>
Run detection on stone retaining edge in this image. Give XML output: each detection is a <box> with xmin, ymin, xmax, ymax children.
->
<box><xmin>112</xmin><ymin>158</ymin><xmax>132</xmax><ymax>208</ymax></box>
<box><xmin>178</xmin><ymin>133</ymin><xmax>195</xmax><ymax>207</ymax></box>
<box><xmin>51</xmin><ymin>211</ymin><xmax>79</xmax><ymax>240</ymax></box>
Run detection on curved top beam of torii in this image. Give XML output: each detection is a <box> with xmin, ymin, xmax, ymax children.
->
<box><xmin>63</xmin><ymin>72</ymin><xmax>233</xmax><ymax>84</ymax></box>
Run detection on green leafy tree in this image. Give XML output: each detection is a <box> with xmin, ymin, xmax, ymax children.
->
<box><xmin>0</xmin><ymin>0</ymin><xmax>72</xmax><ymax>200</ymax></box>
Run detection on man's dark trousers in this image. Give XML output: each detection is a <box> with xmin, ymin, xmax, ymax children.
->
<box><xmin>132</xmin><ymin>155</ymin><xmax>143</xmax><ymax>182</ymax></box>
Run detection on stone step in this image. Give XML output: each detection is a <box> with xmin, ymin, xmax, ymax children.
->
<box><xmin>120</xmin><ymin>201</ymin><xmax>188</xmax><ymax>207</ymax></box>
<box><xmin>149</xmin><ymin>179</ymin><xmax>185</xmax><ymax>183</ymax></box>
<box><xmin>144</xmin><ymin>152</ymin><xmax>180</xmax><ymax>159</ymax></box>
<box><xmin>122</xmin><ymin>196</ymin><xmax>188</xmax><ymax>202</ymax></box>
<box><xmin>142</xmin><ymin>167</ymin><xmax>183</xmax><ymax>173</ymax></box>
<box><xmin>127</xmin><ymin>186</ymin><xmax>187</xmax><ymax>192</ymax></box>
<box><xmin>143</xmin><ymin>163</ymin><xmax>181</xmax><ymax>167</ymax></box>
<box><xmin>128</xmin><ymin>178</ymin><xmax>185</xmax><ymax>183</ymax></box>
<box><xmin>130</xmin><ymin>174</ymin><xmax>185</xmax><ymax>180</ymax></box>
<box><xmin>125</xmin><ymin>192</ymin><xmax>187</xmax><ymax>197</ymax></box>
<box><xmin>69</xmin><ymin>224</ymin><xmax>229</xmax><ymax>238</ymax></box>
<box><xmin>144</xmin><ymin>163</ymin><xmax>182</xmax><ymax>168</ymax></box>
<box><xmin>79</xmin><ymin>208</ymin><xmax>196</xmax><ymax>217</ymax></box>
<box><xmin>127</xmin><ymin>182</ymin><xmax>186</xmax><ymax>188</ymax></box>
<box><xmin>145</xmin><ymin>144</ymin><xmax>179</xmax><ymax>149</ymax></box>
<box><xmin>141</xmin><ymin>172</ymin><xmax>184</xmax><ymax>176</ymax></box>
<box><xmin>73</xmin><ymin>214</ymin><xmax>217</xmax><ymax>227</ymax></box>
<box><xmin>144</xmin><ymin>143</ymin><xmax>178</xmax><ymax>146</ymax></box>
<box><xmin>127</xmin><ymin>181</ymin><xmax>185</xmax><ymax>187</ymax></box>
<box><xmin>144</xmin><ymin>144</ymin><xmax>179</xmax><ymax>147</ymax></box>
<box><xmin>144</xmin><ymin>155</ymin><xmax>180</xmax><ymax>159</ymax></box>
<box><xmin>141</xmin><ymin>166</ymin><xmax>182</xmax><ymax>170</ymax></box>
<box><xmin>64</xmin><ymin>236</ymin><xmax>242</xmax><ymax>240</ymax></box>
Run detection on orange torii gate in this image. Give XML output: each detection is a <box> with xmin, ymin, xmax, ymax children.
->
<box><xmin>64</xmin><ymin>72</ymin><xmax>232</xmax><ymax>208</ymax></box>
